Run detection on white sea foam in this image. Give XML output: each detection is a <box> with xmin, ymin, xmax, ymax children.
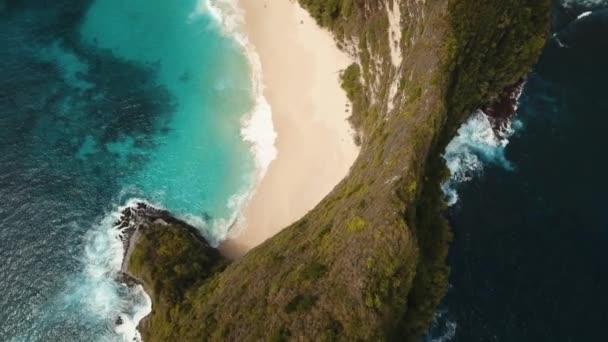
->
<box><xmin>432</xmin><ymin>321</ymin><xmax>457</xmax><ymax>342</ymax></box>
<box><xmin>562</xmin><ymin>0</ymin><xmax>608</xmax><ymax>8</ymax></box>
<box><xmin>61</xmin><ymin>3</ymin><xmax>276</xmax><ymax>341</ymax></box>
<box><xmin>184</xmin><ymin>185</ymin><xmax>252</xmax><ymax>244</ymax></box>
<box><xmin>425</xmin><ymin>310</ymin><xmax>457</xmax><ymax>342</ymax></box>
<box><xmin>97</xmin><ymin>199</ymin><xmax>153</xmax><ymax>342</ymax></box>
<box><xmin>81</xmin><ymin>190</ymin><xmax>253</xmax><ymax>340</ymax></box>
<box><xmin>441</xmin><ymin>111</ymin><xmax>520</xmax><ymax>205</ymax></box>
<box><xmin>552</xmin><ymin>33</ymin><xmax>570</xmax><ymax>48</ymax></box>
<box><xmin>59</xmin><ymin>198</ymin><xmax>154</xmax><ymax>342</ymax></box>
<box><xmin>98</xmin><ymin>194</ymin><xmax>249</xmax><ymax>339</ymax></box>
<box><xmin>552</xmin><ymin>4</ymin><xmax>597</xmax><ymax>48</ymax></box>
<box><xmin>202</xmin><ymin>0</ymin><xmax>277</xmax><ymax>182</ymax></box>
<box><xmin>577</xmin><ymin>10</ymin><xmax>594</xmax><ymax>19</ymax></box>
<box><xmin>74</xmin><ymin>194</ymin><xmax>245</xmax><ymax>341</ymax></box>
<box><xmin>190</xmin><ymin>0</ymin><xmax>278</xmax><ymax>238</ymax></box>
<box><xmin>113</xmin><ymin>285</ymin><xmax>152</xmax><ymax>342</ymax></box>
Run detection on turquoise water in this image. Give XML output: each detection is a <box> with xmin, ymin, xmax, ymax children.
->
<box><xmin>0</xmin><ymin>0</ymin><xmax>255</xmax><ymax>340</ymax></box>
<box><xmin>80</xmin><ymin>0</ymin><xmax>254</xmax><ymax>228</ymax></box>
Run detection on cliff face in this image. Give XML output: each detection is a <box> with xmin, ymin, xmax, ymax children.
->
<box><xmin>126</xmin><ymin>0</ymin><xmax>551</xmax><ymax>340</ymax></box>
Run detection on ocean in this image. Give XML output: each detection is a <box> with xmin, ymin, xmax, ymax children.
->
<box><xmin>426</xmin><ymin>0</ymin><xmax>608</xmax><ymax>341</ymax></box>
<box><xmin>0</xmin><ymin>0</ymin><xmax>271</xmax><ymax>340</ymax></box>
<box><xmin>3</xmin><ymin>0</ymin><xmax>606</xmax><ymax>341</ymax></box>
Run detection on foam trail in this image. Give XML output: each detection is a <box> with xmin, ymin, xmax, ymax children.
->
<box><xmin>424</xmin><ymin>310</ymin><xmax>457</xmax><ymax>342</ymax></box>
<box><xmin>201</xmin><ymin>0</ymin><xmax>277</xmax><ymax>182</ymax></box>
<box><xmin>74</xmin><ymin>196</ymin><xmax>235</xmax><ymax>341</ymax></box>
<box><xmin>181</xmin><ymin>190</ymin><xmax>250</xmax><ymax>246</ymax></box>
<box><xmin>107</xmin><ymin>199</ymin><xmax>155</xmax><ymax>341</ymax></box>
<box><xmin>113</xmin><ymin>285</ymin><xmax>152</xmax><ymax>342</ymax></box>
<box><xmin>577</xmin><ymin>10</ymin><xmax>593</xmax><ymax>19</ymax></box>
<box><xmin>552</xmin><ymin>33</ymin><xmax>570</xmax><ymax>48</ymax></box>
<box><xmin>552</xmin><ymin>3</ymin><xmax>597</xmax><ymax>48</ymax></box>
<box><xmin>60</xmin><ymin>199</ymin><xmax>154</xmax><ymax>342</ymax></box>
<box><xmin>189</xmin><ymin>0</ymin><xmax>278</xmax><ymax>237</ymax></box>
<box><xmin>441</xmin><ymin>111</ymin><xmax>520</xmax><ymax>205</ymax></box>
<box><xmin>561</xmin><ymin>0</ymin><xmax>608</xmax><ymax>8</ymax></box>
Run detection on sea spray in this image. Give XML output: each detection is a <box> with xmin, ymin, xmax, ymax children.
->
<box><xmin>73</xmin><ymin>1</ymin><xmax>267</xmax><ymax>332</ymax></box>
<box><xmin>424</xmin><ymin>309</ymin><xmax>457</xmax><ymax>342</ymax></box>
<box><xmin>0</xmin><ymin>0</ymin><xmax>260</xmax><ymax>340</ymax></box>
<box><xmin>73</xmin><ymin>2</ymin><xmax>274</xmax><ymax>337</ymax></box>
<box><xmin>59</xmin><ymin>199</ymin><xmax>155</xmax><ymax>342</ymax></box>
<box><xmin>202</xmin><ymin>0</ymin><xmax>278</xmax><ymax>237</ymax></box>
<box><xmin>441</xmin><ymin>111</ymin><xmax>521</xmax><ymax>206</ymax></box>
<box><xmin>435</xmin><ymin>3</ymin><xmax>608</xmax><ymax>338</ymax></box>
<box><xmin>441</xmin><ymin>80</ymin><xmax>526</xmax><ymax>205</ymax></box>
<box><xmin>433</xmin><ymin>91</ymin><xmax>524</xmax><ymax>340</ymax></box>
<box><xmin>203</xmin><ymin>0</ymin><xmax>277</xmax><ymax>181</ymax></box>
<box><xmin>79</xmin><ymin>0</ymin><xmax>263</xmax><ymax>241</ymax></box>
<box><xmin>561</xmin><ymin>0</ymin><xmax>608</xmax><ymax>8</ymax></box>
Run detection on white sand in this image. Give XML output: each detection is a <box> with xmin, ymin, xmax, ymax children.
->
<box><xmin>221</xmin><ymin>0</ymin><xmax>359</xmax><ymax>258</ymax></box>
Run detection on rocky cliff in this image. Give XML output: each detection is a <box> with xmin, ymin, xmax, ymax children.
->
<box><xmin>125</xmin><ymin>0</ymin><xmax>551</xmax><ymax>340</ymax></box>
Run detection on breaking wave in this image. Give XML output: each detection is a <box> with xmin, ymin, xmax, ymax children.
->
<box><xmin>60</xmin><ymin>199</ymin><xmax>154</xmax><ymax>342</ymax></box>
<box><xmin>66</xmin><ymin>3</ymin><xmax>277</xmax><ymax>340</ymax></box>
<box><xmin>441</xmin><ymin>111</ymin><xmax>521</xmax><ymax>205</ymax></box>
<box><xmin>191</xmin><ymin>0</ymin><xmax>278</xmax><ymax>238</ymax></box>
<box><xmin>424</xmin><ymin>309</ymin><xmax>457</xmax><ymax>342</ymax></box>
<box><xmin>202</xmin><ymin>0</ymin><xmax>277</xmax><ymax>182</ymax></box>
<box><xmin>561</xmin><ymin>0</ymin><xmax>608</xmax><ymax>8</ymax></box>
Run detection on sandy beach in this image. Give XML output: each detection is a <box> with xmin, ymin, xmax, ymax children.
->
<box><xmin>221</xmin><ymin>0</ymin><xmax>359</xmax><ymax>258</ymax></box>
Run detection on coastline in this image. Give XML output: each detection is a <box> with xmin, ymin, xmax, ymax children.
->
<box><xmin>221</xmin><ymin>0</ymin><xmax>359</xmax><ymax>257</ymax></box>
<box><xmin>115</xmin><ymin>1</ymin><xmax>553</xmax><ymax>339</ymax></box>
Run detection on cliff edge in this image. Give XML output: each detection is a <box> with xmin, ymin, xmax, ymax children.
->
<box><xmin>126</xmin><ymin>0</ymin><xmax>551</xmax><ymax>340</ymax></box>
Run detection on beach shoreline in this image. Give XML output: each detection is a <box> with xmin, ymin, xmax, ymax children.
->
<box><xmin>221</xmin><ymin>0</ymin><xmax>359</xmax><ymax>258</ymax></box>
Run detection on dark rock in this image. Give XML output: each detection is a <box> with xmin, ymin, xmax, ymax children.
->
<box><xmin>115</xmin><ymin>200</ymin><xmax>215</xmax><ymax>285</ymax></box>
<box><xmin>483</xmin><ymin>79</ymin><xmax>525</xmax><ymax>132</ymax></box>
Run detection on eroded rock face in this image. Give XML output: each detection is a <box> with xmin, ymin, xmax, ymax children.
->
<box><xmin>483</xmin><ymin>80</ymin><xmax>525</xmax><ymax>130</ymax></box>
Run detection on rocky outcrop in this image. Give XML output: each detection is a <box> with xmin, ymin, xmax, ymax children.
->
<box><xmin>126</xmin><ymin>1</ymin><xmax>552</xmax><ymax>341</ymax></box>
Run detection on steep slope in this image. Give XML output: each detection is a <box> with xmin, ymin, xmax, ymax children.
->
<box><xmin>126</xmin><ymin>0</ymin><xmax>551</xmax><ymax>340</ymax></box>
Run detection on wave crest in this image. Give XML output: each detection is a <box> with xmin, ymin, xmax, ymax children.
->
<box><xmin>424</xmin><ymin>309</ymin><xmax>457</xmax><ymax>342</ymax></box>
<box><xmin>203</xmin><ymin>0</ymin><xmax>277</xmax><ymax>181</ymax></box>
<box><xmin>441</xmin><ymin>111</ymin><xmax>520</xmax><ymax>205</ymax></box>
<box><xmin>60</xmin><ymin>199</ymin><xmax>155</xmax><ymax>342</ymax></box>
<box><xmin>561</xmin><ymin>0</ymin><xmax>608</xmax><ymax>8</ymax></box>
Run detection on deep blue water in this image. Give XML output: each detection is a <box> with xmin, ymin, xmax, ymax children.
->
<box><xmin>0</xmin><ymin>1</ymin><xmax>254</xmax><ymax>340</ymax></box>
<box><xmin>427</xmin><ymin>1</ymin><xmax>608</xmax><ymax>341</ymax></box>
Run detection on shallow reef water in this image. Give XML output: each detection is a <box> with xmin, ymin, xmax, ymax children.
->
<box><xmin>0</xmin><ymin>0</ymin><xmax>256</xmax><ymax>340</ymax></box>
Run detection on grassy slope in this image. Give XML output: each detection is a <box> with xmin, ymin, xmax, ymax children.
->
<box><xmin>128</xmin><ymin>0</ymin><xmax>551</xmax><ymax>340</ymax></box>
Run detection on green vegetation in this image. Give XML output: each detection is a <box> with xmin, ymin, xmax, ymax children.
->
<box><xmin>126</xmin><ymin>223</ymin><xmax>227</xmax><ymax>341</ymax></box>
<box><xmin>300</xmin><ymin>0</ymin><xmax>358</xmax><ymax>34</ymax></box>
<box><xmin>340</xmin><ymin>64</ymin><xmax>368</xmax><ymax>133</ymax></box>
<box><xmin>127</xmin><ymin>0</ymin><xmax>551</xmax><ymax>340</ymax></box>
<box><xmin>444</xmin><ymin>0</ymin><xmax>551</xmax><ymax>132</ymax></box>
<box><xmin>286</xmin><ymin>295</ymin><xmax>318</xmax><ymax>313</ymax></box>
<box><xmin>347</xmin><ymin>216</ymin><xmax>367</xmax><ymax>232</ymax></box>
<box><xmin>129</xmin><ymin>223</ymin><xmax>226</xmax><ymax>299</ymax></box>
